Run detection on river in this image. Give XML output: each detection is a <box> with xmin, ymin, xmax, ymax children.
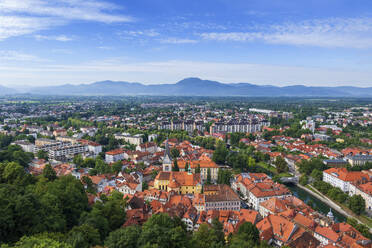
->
<box><xmin>286</xmin><ymin>184</ymin><xmax>346</xmax><ymax>223</ymax></box>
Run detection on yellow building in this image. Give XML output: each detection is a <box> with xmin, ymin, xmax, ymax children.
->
<box><xmin>154</xmin><ymin>171</ymin><xmax>202</xmax><ymax>195</ymax></box>
<box><xmin>177</xmin><ymin>158</ymin><xmax>219</xmax><ymax>182</ymax></box>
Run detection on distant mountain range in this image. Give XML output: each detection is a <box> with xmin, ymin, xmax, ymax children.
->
<box><xmin>0</xmin><ymin>85</ymin><xmax>17</xmax><ymax>95</ymax></box>
<box><xmin>1</xmin><ymin>78</ymin><xmax>372</xmax><ymax>96</ymax></box>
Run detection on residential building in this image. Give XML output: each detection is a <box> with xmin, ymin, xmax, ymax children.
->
<box><xmin>114</xmin><ymin>133</ymin><xmax>143</xmax><ymax>145</ymax></box>
<box><xmin>136</xmin><ymin>142</ymin><xmax>157</xmax><ymax>153</ymax></box>
<box><xmin>105</xmin><ymin>149</ymin><xmax>125</xmax><ymax>163</ymax></box>
<box><xmin>204</xmin><ymin>184</ymin><xmax>240</xmax><ymax>211</ymax></box>
<box><xmin>48</xmin><ymin>144</ymin><xmax>88</xmax><ymax>160</ymax></box>
<box><xmin>349</xmin><ymin>182</ymin><xmax>372</xmax><ymax>211</ymax></box>
<box><xmin>210</xmin><ymin>119</ymin><xmax>269</xmax><ymax>134</ymax></box>
<box><xmin>53</xmin><ymin>129</ymin><xmax>67</xmax><ymax>137</ymax></box>
<box><xmin>314</xmin><ymin>226</ymin><xmax>340</xmax><ymax>246</ymax></box>
<box><xmin>323</xmin><ymin>168</ymin><xmax>369</xmax><ymax>193</ymax></box>
<box><xmin>12</xmin><ymin>140</ymin><xmax>35</xmax><ymax>153</ymax></box>
<box><xmin>347</xmin><ymin>155</ymin><xmax>372</xmax><ymax>166</ymax></box>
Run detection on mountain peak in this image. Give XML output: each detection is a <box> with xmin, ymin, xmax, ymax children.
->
<box><xmin>176</xmin><ymin>77</ymin><xmax>203</xmax><ymax>84</ymax></box>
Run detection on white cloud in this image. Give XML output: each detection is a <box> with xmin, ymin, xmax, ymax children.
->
<box><xmin>0</xmin><ymin>0</ymin><xmax>132</xmax><ymax>40</ymax></box>
<box><xmin>0</xmin><ymin>16</ymin><xmax>62</xmax><ymax>40</ymax></box>
<box><xmin>159</xmin><ymin>38</ymin><xmax>198</xmax><ymax>44</ymax></box>
<box><xmin>1</xmin><ymin>59</ymin><xmax>372</xmax><ymax>87</ymax></box>
<box><xmin>201</xmin><ymin>17</ymin><xmax>372</xmax><ymax>49</ymax></box>
<box><xmin>117</xmin><ymin>29</ymin><xmax>160</xmax><ymax>38</ymax></box>
<box><xmin>0</xmin><ymin>50</ymin><xmax>47</xmax><ymax>61</ymax></box>
<box><xmin>97</xmin><ymin>46</ymin><xmax>114</xmax><ymax>50</ymax></box>
<box><xmin>34</xmin><ymin>34</ymin><xmax>73</xmax><ymax>41</ymax></box>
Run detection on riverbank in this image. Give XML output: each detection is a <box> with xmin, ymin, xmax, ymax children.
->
<box><xmin>286</xmin><ymin>183</ymin><xmax>346</xmax><ymax>223</ymax></box>
<box><xmin>298</xmin><ymin>184</ymin><xmax>372</xmax><ymax>230</ymax></box>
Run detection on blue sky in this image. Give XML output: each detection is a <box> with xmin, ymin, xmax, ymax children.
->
<box><xmin>1</xmin><ymin>0</ymin><xmax>372</xmax><ymax>87</ymax></box>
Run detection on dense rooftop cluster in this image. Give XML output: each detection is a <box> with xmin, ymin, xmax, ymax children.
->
<box><xmin>0</xmin><ymin>96</ymin><xmax>372</xmax><ymax>247</ymax></box>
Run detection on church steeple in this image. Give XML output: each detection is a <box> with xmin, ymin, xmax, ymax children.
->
<box><xmin>162</xmin><ymin>138</ymin><xmax>172</xmax><ymax>172</ymax></box>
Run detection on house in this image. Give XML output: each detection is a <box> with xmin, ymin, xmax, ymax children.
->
<box><xmin>323</xmin><ymin>168</ymin><xmax>369</xmax><ymax>193</ymax></box>
<box><xmin>182</xmin><ymin>207</ymin><xmax>198</xmax><ymax>231</ymax></box>
<box><xmin>287</xmin><ymin>231</ymin><xmax>320</xmax><ymax>248</ymax></box>
<box><xmin>256</xmin><ymin>214</ymin><xmax>299</xmax><ymax>247</ymax></box>
<box><xmin>53</xmin><ymin>129</ymin><xmax>67</xmax><ymax>137</ymax></box>
<box><xmin>259</xmin><ymin>196</ymin><xmax>314</xmax><ymax>219</ymax></box>
<box><xmin>232</xmin><ymin>173</ymin><xmax>291</xmax><ymax>210</ymax></box>
<box><xmin>331</xmin><ymin>223</ymin><xmax>371</xmax><ymax>247</ymax></box>
<box><xmin>87</xmin><ymin>141</ymin><xmax>102</xmax><ymax>155</ymax></box>
<box><xmin>349</xmin><ymin>182</ymin><xmax>372</xmax><ymax>211</ymax></box>
<box><xmin>105</xmin><ymin>149</ymin><xmax>125</xmax><ymax>163</ymax></box>
<box><xmin>314</xmin><ymin>226</ymin><xmax>340</xmax><ymax>246</ymax></box>
<box><xmin>136</xmin><ymin>142</ymin><xmax>157</xmax><ymax>153</ymax></box>
<box><xmin>115</xmin><ymin>172</ymin><xmax>143</xmax><ymax>195</ymax></box>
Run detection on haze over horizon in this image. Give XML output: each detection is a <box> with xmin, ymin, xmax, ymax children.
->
<box><xmin>1</xmin><ymin>0</ymin><xmax>372</xmax><ymax>87</ymax></box>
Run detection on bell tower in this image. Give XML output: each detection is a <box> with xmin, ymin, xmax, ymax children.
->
<box><xmin>162</xmin><ymin>138</ymin><xmax>172</xmax><ymax>172</ymax></box>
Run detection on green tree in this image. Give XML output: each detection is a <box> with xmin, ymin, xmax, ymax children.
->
<box><xmin>192</xmin><ymin>224</ymin><xmax>224</xmax><ymax>248</ymax></box>
<box><xmin>37</xmin><ymin>150</ymin><xmax>49</xmax><ymax>161</ymax></box>
<box><xmin>248</xmin><ymin>157</ymin><xmax>256</xmax><ymax>168</ymax></box>
<box><xmin>206</xmin><ymin>168</ymin><xmax>212</xmax><ymax>185</ymax></box>
<box><xmin>0</xmin><ymin>184</ymin><xmax>44</xmax><ymax>243</ymax></box>
<box><xmin>297</xmin><ymin>158</ymin><xmax>327</xmax><ymax>175</ymax></box>
<box><xmin>37</xmin><ymin>175</ymin><xmax>89</xmax><ymax>229</ymax></box>
<box><xmin>105</xmin><ymin>225</ymin><xmax>141</xmax><ymax>248</ymax></box>
<box><xmin>299</xmin><ymin>175</ymin><xmax>308</xmax><ymax>186</ymax></box>
<box><xmin>92</xmin><ymin>191</ymin><xmax>127</xmax><ymax>231</ymax></box>
<box><xmin>170</xmin><ymin>148</ymin><xmax>180</xmax><ymax>159</ymax></box>
<box><xmin>274</xmin><ymin>156</ymin><xmax>288</xmax><ymax>173</ymax></box>
<box><xmin>348</xmin><ymin>195</ymin><xmax>365</xmax><ymax>215</ymax></box>
<box><xmin>73</xmin><ymin>155</ymin><xmax>83</xmax><ymax>167</ymax></box>
<box><xmin>212</xmin><ymin>141</ymin><xmax>228</xmax><ymax>164</ymax></box>
<box><xmin>81</xmin><ymin>158</ymin><xmax>96</xmax><ymax>168</ymax></box>
<box><xmin>229</xmin><ymin>222</ymin><xmax>259</xmax><ymax>248</ymax></box>
<box><xmin>79</xmin><ymin>209</ymin><xmax>110</xmax><ymax>243</ymax></box>
<box><xmin>43</xmin><ymin>164</ymin><xmax>57</xmax><ymax>181</ymax></box>
<box><xmin>95</xmin><ymin>158</ymin><xmax>112</xmax><ymax>174</ymax></box>
<box><xmin>195</xmin><ymin>164</ymin><xmax>201</xmax><ymax>174</ymax></box>
<box><xmin>173</xmin><ymin>160</ymin><xmax>179</xmax><ymax>172</ymax></box>
<box><xmin>310</xmin><ymin>169</ymin><xmax>323</xmax><ymax>182</ymax></box>
<box><xmin>138</xmin><ymin>213</ymin><xmax>189</xmax><ymax>248</ymax></box>
<box><xmin>0</xmin><ymin>162</ymin><xmax>34</xmax><ymax>186</ymax></box>
<box><xmin>66</xmin><ymin>224</ymin><xmax>101</xmax><ymax>248</ymax></box>
<box><xmin>211</xmin><ymin>218</ymin><xmax>225</xmax><ymax>245</ymax></box>
<box><xmin>12</xmin><ymin>235</ymin><xmax>72</xmax><ymax>248</ymax></box>
<box><xmin>217</xmin><ymin>169</ymin><xmax>232</xmax><ymax>185</ymax></box>
<box><xmin>111</xmin><ymin>161</ymin><xmax>123</xmax><ymax>175</ymax></box>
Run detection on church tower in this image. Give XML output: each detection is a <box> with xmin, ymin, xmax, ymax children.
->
<box><xmin>162</xmin><ymin>138</ymin><xmax>172</xmax><ymax>172</ymax></box>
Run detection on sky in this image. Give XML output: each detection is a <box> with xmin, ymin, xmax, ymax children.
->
<box><xmin>1</xmin><ymin>0</ymin><xmax>372</xmax><ymax>87</ymax></box>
